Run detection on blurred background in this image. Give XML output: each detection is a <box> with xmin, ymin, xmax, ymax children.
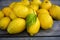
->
<box><xmin>0</xmin><ymin>0</ymin><xmax>60</xmax><ymax>8</ymax></box>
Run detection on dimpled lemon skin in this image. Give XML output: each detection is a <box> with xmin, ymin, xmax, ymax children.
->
<box><xmin>13</xmin><ymin>5</ymin><xmax>29</xmax><ymax>18</ymax></box>
<box><xmin>38</xmin><ymin>14</ymin><xmax>53</xmax><ymax>30</ymax></box>
<box><xmin>0</xmin><ymin>17</ymin><xmax>10</xmax><ymax>30</ymax></box>
<box><xmin>0</xmin><ymin>11</ymin><xmax>4</xmax><ymax>19</ymax></box>
<box><xmin>7</xmin><ymin>18</ymin><xmax>25</xmax><ymax>34</ymax></box>
<box><xmin>27</xmin><ymin>18</ymin><xmax>40</xmax><ymax>36</ymax></box>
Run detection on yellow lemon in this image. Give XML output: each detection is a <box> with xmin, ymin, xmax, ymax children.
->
<box><xmin>29</xmin><ymin>4</ymin><xmax>39</xmax><ymax>11</ymax></box>
<box><xmin>37</xmin><ymin>9</ymin><xmax>49</xmax><ymax>15</ymax></box>
<box><xmin>0</xmin><ymin>10</ymin><xmax>4</xmax><ymax>19</ymax></box>
<box><xmin>26</xmin><ymin>13</ymin><xmax>40</xmax><ymax>36</ymax></box>
<box><xmin>13</xmin><ymin>5</ymin><xmax>29</xmax><ymax>18</ymax></box>
<box><xmin>9</xmin><ymin>2</ymin><xmax>16</xmax><ymax>8</ymax></box>
<box><xmin>38</xmin><ymin>13</ymin><xmax>53</xmax><ymax>30</ymax></box>
<box><xmin>2</xmin><ymin>7</ymin><xmax>12</xmax><ymax>16</ymax></box>
<box><xmin>40</xmin><ymin>0</ymin><xmax>52</xmax><ymax>10</ymax></box>
<box><xmin>2</xmin><ymin>7</ymin><xmax>17</xmax><ymax>20</ymax></box>
<box><xmin>7</xmin><ymin>18</ymin><xmax>25</xmax><ymax>34</ymax></box>
<box><xmin>49</xmin><ymin>5</ymin><xmax>60</xmax><ymax>20</ymax></box>
<box><xmin>31</xmin><ymin>0</ymin><xmax>41</xmax><ymax>5</ymax></box>
<box><xmin>0</xmin><ymin>17</ymin><xmax>10</xmax><ymax>30</ymax></box>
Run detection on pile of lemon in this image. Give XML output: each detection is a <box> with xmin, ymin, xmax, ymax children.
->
<box><xmin>0</xmin><ymin>0</ymin><xmax>60</xmax><ymax>36</ymax></box>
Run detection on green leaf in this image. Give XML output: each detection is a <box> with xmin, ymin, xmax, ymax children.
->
<box><xmin>26</xmin><ymin>13</ymin><xmax>37</xmax><ymax>27</ymax></box>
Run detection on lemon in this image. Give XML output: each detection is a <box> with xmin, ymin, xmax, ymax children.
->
<box><xmin>28</xmin><ymin>7</ymin><xmax>37</xmax><ymax>15</ymax></box>
<box><xmin>27</xmin><ymin>18</ymin><xmax>40</xmax><ymax>36</ymax></box>
<box><xmin>26</xmin><ymin>13</ymin><xmax>40</xmax><ymax>36</ymax></box>
<box><xmin>0</xmin><ymin>17</ymin><xmax>11</xmax><ymax>30</ymax></box>
<box><xmin>2</xmin><ymin>7</ymin><xmax>17</xmax><ymax>20</ymax></box>
<box><xmin>9</xmin><ymin>2</ymin><xmax>16</xmax><ymax>8</ymax></box>
<box><xmin>38</xmin><ymin>14</ymin><xmax>53</xmax><ymax>30</ymax></box>
<box><xmin>7</xmin><ymin>18</ymin><xmax>25</xmax><ymax>34</ymax></box>
<box><xmin>29</xmin><ymin>0</ymin><xmax>41</xmax><ymax>11</ymax></box>
<box><xmin>29</xmin><ymin>4</ymin><xmax>39</xmax><ymax>11</ymax></box>
<box><xmin>37</xmin><ymin>9</ymin><xmax>49</xmax><ymax>15</ymax></box>
<box><xmin>31</xmin><ymin>0</ymin><xmax>41</xmax><ymax>5</ymax></box>
<box><xmin>49</xmin><ymin>5</ymin><xmax>60</xmax><ymax>20</ymax></box>
<box><xmin>2</xmin><ymin>7</ymin><xmax>12</xmax><ymax>16</ymax></box>
<box><xmin>12</xmin><ymin>0</ymin><xmax>30</xmax><ymax>7</ymax></box>
<box><xmin>0</xmin><ymin>10</ymin><xmax>4</xmax><ymax>19</ymax></box>
<box><xmin>13</xmin><ymin>5</ymin><xmax>29</xmax><ymax>18</ymax></box>
<box><xmin>40</xmin><ymin>0</ymin><xmax>52</xmax><ymax>10</ymax></box>
<box><xmin>9</xmin><ymin>12</ymin><xmax>17</xmax><ymax>20</ymax></box>
<box><xmin>21</xmin><ymin>0</ymin><xmax>30</xmax><ymax>6</ymax></box>
<box><xmin>28</xmin><ymin>8</ymin><xmax>34</xmax><ymax>14</ymax></box>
